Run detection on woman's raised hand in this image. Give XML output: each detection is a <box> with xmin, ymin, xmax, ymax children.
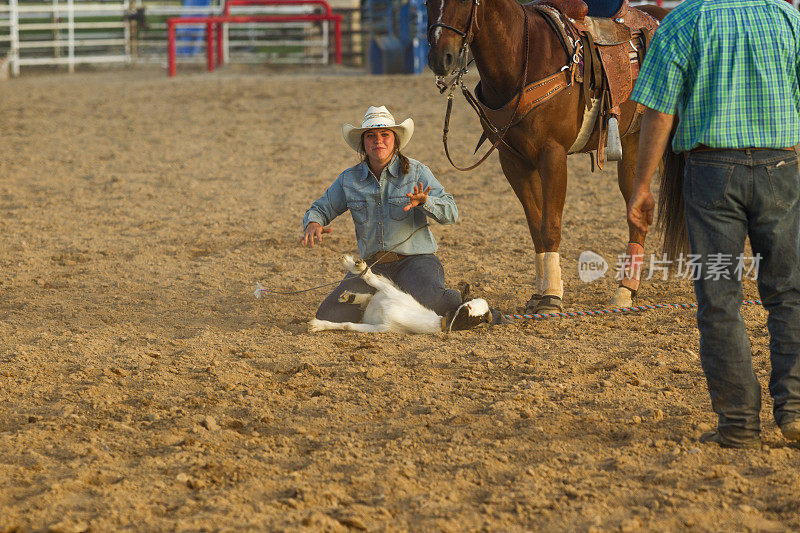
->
<box><xmin>404</xmin><ymin>182</ymin><xmax>431</xmax><ymax>211</ymax></box>
<box><xmin>299</xmin><ymin>222</ymin><xmax>333</xmax><ymax>247</ymax></box>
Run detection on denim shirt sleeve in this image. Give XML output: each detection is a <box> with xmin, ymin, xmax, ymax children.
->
<box><xmin>302</xmin><ymin>173</ymin><xmax>348</xmax><ymax>229</ymax></box>
<box><xmin>416</xmin><ymin>164</ymin><xmax>458</xmax><ymax>225</ymax></box>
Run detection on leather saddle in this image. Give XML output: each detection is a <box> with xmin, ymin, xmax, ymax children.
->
<box><xmin>532</xmin><ymin>0</ymin><xmax>660</xmax><ymax>169</ymax></box>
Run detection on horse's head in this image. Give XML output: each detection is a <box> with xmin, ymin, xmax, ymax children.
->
<box><xmin>426</xmin><ymin>0</ymin><xmax>479</xmax><ymax>76</ymax></box>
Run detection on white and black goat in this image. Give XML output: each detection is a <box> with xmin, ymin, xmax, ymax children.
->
<box><xmin>308</xmin><ymin>255</ymin><xmax>492</xmax><ymax>334</ymax></box>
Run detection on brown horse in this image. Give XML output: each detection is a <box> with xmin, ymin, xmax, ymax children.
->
<box><xmin>427</xmin><ymin>0</ymin><xmax>669</xmax><ymax>312</ymax></box>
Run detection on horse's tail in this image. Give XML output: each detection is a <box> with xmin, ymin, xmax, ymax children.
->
<box><xmin>655</xmin><ymin>129</ymin><xmax>688</xmax><ymax>261</ymax></box>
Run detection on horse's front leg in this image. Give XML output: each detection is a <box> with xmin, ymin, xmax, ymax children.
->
<box><xmin>499</xmin><ymin>151</ymin><xmax>547</xmax><ymax>312</ymax></box>
<box><xmin>612</xmin><ymin>131</ymin><xmax>647</xmax><ymax>308</ymax></box>
<box><xmin>534</xmin><ymin>143</ymin><xmax>569</xmax><ymax>313</ymax></box>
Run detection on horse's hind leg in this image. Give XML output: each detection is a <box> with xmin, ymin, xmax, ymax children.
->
<box><xmin>612</xmin><ymin>131</ymin><xmax>648</xmax><ymax>307</ymax></box>
<box><xmin>500</xmin><ymin>150</ymin><xmax>557</xmax><ymax>313</ymax></box>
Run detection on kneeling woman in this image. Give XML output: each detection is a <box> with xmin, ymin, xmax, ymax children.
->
<box><xmin>300</xmin><ymin>105</ymin><xmax>464</xmax><ymax>325</ymax></box>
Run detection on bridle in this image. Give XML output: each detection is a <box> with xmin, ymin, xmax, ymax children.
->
<box><xmin>426</xmin><ymin>0</ymin><xmax>481</xmax><ymax>58</ymax></box>
<box><xmin>427</xmin><ymin>0</ymin><xmax>531</xmax><ymax>171</ymax></box>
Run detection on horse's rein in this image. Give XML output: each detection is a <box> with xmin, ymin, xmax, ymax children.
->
<box><xmin>430</xmin><ymin>1</ymin><xmax>531</xmax><ymax>171</ymax></box>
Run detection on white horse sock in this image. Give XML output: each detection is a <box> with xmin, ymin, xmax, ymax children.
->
<box><xmin>535</xmin><ymin>252</ymin><xmax>545</xmax><ymax>295</ymax></box>
<box><xmin>542</xmin><ymin>252</ymin><xmax>563</xmax><ymax>299</ymax></box>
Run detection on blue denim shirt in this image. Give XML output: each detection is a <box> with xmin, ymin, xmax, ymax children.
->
<box><xmin>303</xmin><ymin>156</ymin><xmax>458</xmax><ymax>259</ymax></box>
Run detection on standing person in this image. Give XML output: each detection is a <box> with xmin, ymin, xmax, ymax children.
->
<box><xmin>300</xmin><ymin>105</ymin><xmax>501</xmax><ymax>330</ymax></box>
<box><xmin>626</xmin><ymin>0</ymin><xmax>800</xmax><ymax>448</ymax></box>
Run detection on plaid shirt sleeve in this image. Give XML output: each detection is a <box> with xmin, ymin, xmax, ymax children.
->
<box><xmin>630</xmin><ymin>13</ymin><xmax>692</xmax><ymax>115</ymax></box>
<box><xmin>796</xmin><ymin>29</ymin><xmax>800</xmax><ymax>91</ymax></box>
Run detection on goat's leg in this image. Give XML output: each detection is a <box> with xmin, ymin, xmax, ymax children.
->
<box><xmin>341</xmin><ymin>255</ymin><xmax>376</xmax><ymax>278</ymax></box>
<box><xmin>308</xmin><ymin>318</ymin><xmax>345</xmax><ymax>332</ymax></box>
<box><xmin>341</xmin><ymin>255</ymin><xmax>394</xmax><ymax>291</ymax></box>
<box><xmin>345</xmin><ymin>258</ymin><xmax>398</xmax><ymax>294</ymax></box>
<box><xmin>340</xmin><ymin>322</ymin><xmax>391</xmax><ymax>333</ymax></box>
<box><xmin>340</xmin><ymin>254</ymin><xmax>361</xmax><ymax>274</ymax></box>
<box><xmin>308</xmin><ymin>318</ymin><xmax>390</xmax><ymax>333</ymax></box>
<box><xmin>338</xmin><ymin>290</ymin><xmax>372</xmax><ymax>309</ymax></box>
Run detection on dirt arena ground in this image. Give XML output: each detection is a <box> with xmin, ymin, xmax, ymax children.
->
<box><xmin>1</xmin><ymin>65</ymin><xmax>798</xmax><ymax>532</ymax></box>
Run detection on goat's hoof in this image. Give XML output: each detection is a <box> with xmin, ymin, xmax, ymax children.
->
<box><xmin>338</xmin><ymin>290</ymin><xmax>353</xmax><ymax>303</ymax></box>
<box><xmin>354</xmin><ymin>259</ymin><xmax>367</xmax><ymax>273</ymax></box>
<box><xmin>609</xmin><ymin>286</ymin><xmax>634</xmax><ymax>308</ymax></box>
<box><xmin>457</xmin><ymin>281</ymin><xmax>471</xmax><ymax>301</ymax></box>
<box><xmin>340</xmin><ymin>254</ymin><xmax>355</xmax><ymax>270</ymax></box>
<box><xmin>307</xmin><ymin>319</ymin><xmax>323</xmax><ymax>333</ymax></box>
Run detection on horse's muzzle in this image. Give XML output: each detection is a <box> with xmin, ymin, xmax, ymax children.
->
<box><xmin>427</xmin><ymin>49</ymin><xmax>457</xmax><ymax>77</ymax></box>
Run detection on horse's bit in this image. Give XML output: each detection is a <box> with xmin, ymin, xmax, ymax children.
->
<box><xmin>427</xmin><ymin>0</ymin><xmax>479</xmax><ymax>95</ymax></box>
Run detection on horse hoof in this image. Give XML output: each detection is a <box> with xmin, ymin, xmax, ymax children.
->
<box><xmin>609</xmin><ymin>286</ymin><xmax>634</xmax><ymax>308</ymax></box>
<box><xmin>534</xmin><ymin>295</ymin><xmax>563</xmax><ymax>314</ymax></box>
<box><xmin>525</xmin><ymin>294</ymin><xmax>542</xmax><ymax>313</ymax></box>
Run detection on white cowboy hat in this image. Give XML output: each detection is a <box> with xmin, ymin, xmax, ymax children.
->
<box><xmin>342</xmin><ymin>105</ymin><xmax>414</xmax><ymax>152</ymax></box>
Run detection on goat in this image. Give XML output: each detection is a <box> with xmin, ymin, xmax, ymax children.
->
<box><xmin>308</xmin><ymin>255</ymin><xmax>492</xmax><ymax>334</ymax></box>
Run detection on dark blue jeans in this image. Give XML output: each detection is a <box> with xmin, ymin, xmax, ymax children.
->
<box><xmin>586</xmin><ymin>0</ymin><xmax>623</xmax><ymax>17</ymax></box>
<box><xmin>684</xmin><ymin>148</ymin><xmax>800</xmax><ymax>443</ymax></box>
<box><xmin>315</xmin><ymin>254</ymin><xmax>462</xmax><ymax>322</ymax></box>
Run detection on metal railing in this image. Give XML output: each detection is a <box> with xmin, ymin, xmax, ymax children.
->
<box><xmin>130</xmin><ymin>2</ymin><xmax>335</xmax><ymax>67</ymax></box>
<box><xmin>0</xmin><ymin>0</ymin><xmax>343</xmax><ymax>75</ymax></box>
<box><xmin>0</xmin><ymin>0</ymin><xmax>130</xmax><ymax>76</ymax></box>
<box><xmin>4</xmin><ymin>0</ymin><xmax>800</xmax><ymax>77</ymax></box>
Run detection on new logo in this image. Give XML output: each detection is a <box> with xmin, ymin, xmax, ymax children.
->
<box><xmin>578</xmin><ymin>251</ymin><xmax>608</xmax><ymax>282</ymax></box>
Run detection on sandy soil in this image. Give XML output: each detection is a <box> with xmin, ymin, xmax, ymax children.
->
<box><xmin>1</xmin><ymin>65</ymin><xmax>798</xmax><ymax>532</ymax></box>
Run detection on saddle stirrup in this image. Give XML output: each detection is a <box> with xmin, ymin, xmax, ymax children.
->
<box><xmin>606</xmin><ymin>115</ymin><xmax>622</xmax><ymax>161</ymax></box>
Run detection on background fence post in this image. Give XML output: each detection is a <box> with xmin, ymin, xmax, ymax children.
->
<box><xmin>168</xmin><ymin>18</ymin><xmax>176</xmax><ymax>76</ymax></box>
<box><xmin>67</xmin><ymin>0</ymin><xmax>75</xmax><ymax>73</ymax></box>
<box><xmin>9</xmin><ymin>0</ymin><xmax>19</xmax><ymax>76</ymax></box>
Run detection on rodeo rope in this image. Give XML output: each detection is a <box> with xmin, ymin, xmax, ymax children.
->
<box><xmin>503</xmin><ymin>299</ymin><xmax>764</xmax><ymax>322</ymax></box>
<box><xmin>254</xmin><ymin>224</ymin><xmax>431</xmax><ymax>298</ymax></box>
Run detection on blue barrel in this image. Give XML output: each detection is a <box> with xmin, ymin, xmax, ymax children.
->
<box><xmin>176</xmin><ymin>0</ymin><xmax>212</xmax><ymax>56</ymax></box>
<box><xmin>399</xmin><ymin>0</ymin><xmax>428</xmax><ymax>73</ymax></box>
<box><xmin>363</xmin><ymin>0</ymin><xmax>428</xmax><ymax>74</ymax></box>
<box><xmin>369</xmin><ymin>34</ymin><xmax>406</xmax><ymax>74</ymax></box>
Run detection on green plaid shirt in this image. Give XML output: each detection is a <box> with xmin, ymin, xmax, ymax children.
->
<box><xmin>630</xmin><ymin>0</ymin><xmax>800</xmax><ymax>152</ymax></box>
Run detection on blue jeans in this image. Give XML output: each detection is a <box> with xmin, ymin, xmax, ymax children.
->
<box><xmin>315</xmin><ymin>254</ymin><xmax>462</xmax><ymax>322</ymax></box>
<box><xmin>684</xmin><ymin>148</ymin><xmax>800</xmax><ymax>443</ymax></box>
<box><xmin>586</xmin><ymin>0</ymin><xmax>623</xmax><ymax>17</ymax></box>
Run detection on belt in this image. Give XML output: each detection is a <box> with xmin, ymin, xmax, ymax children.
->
<box><xmin>366</xmin><ymin>251</ymin><xmax>408</xmax><ymax>264</ymax></box>
<box><xmin>690</xmin><ymin>144</ymin><xmax>796</xmax><ymax>153</ymax></box>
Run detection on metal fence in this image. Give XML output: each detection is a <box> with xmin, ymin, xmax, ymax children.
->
<box><xmin>0</xmin><ymin>0</ymin><xmax>130</xmax><ymax>76</ymax></box>
<box><xmin>137</xmin><ymin>1</ymin><xmax>333</xmax><ymax>66</ymax></box>
<box><xmin>3</xmin><ymin>0</ymin><xmax>800</xmax><ymax>76</ymax></box>
<box><xmin>0</xmin><ymin>0</ymin><xmax>343</xmax><ymax>75</ymax></box>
